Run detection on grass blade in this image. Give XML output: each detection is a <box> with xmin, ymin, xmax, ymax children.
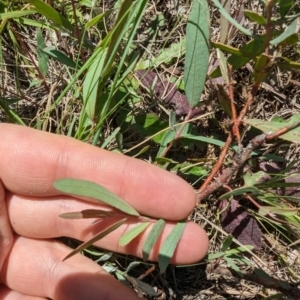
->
<box><xmin>42</xmin><ymin>47</ymin><xmax>80</xmax><ymax>69</ymax></box>
<box><xmin>63</xmin><ymin>218</ymin><xmax>127</xmax><ymax>261</ymax></box>
<box><xmin>36</xmin><ymin>29</ymin><xmax>49</xmax><ymax>77</ymax></box>
<box><xmin>142</xmin><ymin>219</ymin><xmax>166</xmax><ymax>261</ymax></box>
<box><xmin>54</xmin><ymin>178</ymin><xmax>140</xmax><ymax>217</ymax></box>
<box><xmin>119</xmin><ymin>222</ymin><xmax>150</xmax><ymax>246</ymax></box>
<box><xmin>158</xmin><ymin>222</ymin><xmax>186</xmax><ymax>273</ymax></box>
<box><xmin>211</xmin><ymin>0</ymin><xmax>253</xmax><ymax>37</ymax></box>
<box><xmin>25</xmin><ymin>0</ymin><xmax>73</xmax><ymax>31</ymax></box>
<box><xmin>184</xmin><ymin>0</ymin><xmax>210</xmax><ymax>108</ymax></box>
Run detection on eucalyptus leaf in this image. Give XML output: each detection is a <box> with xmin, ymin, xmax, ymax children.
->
<box><xmin>54</xmin><ymin>178</ymin><xmax>140</xmax><ymax>217</ymax></box>
<box><xmin>158</xmin><ymin>222</ymin><xmax>186</xmax><ymax>273</ymax></box>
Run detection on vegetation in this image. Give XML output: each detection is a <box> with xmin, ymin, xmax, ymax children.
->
<box><xmin>1</xmin><ymin>0</ymin><xmax>300</xmax><ymax>298</ymax></box>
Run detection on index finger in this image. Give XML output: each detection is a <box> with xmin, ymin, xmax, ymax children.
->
<box><xmin>0</xmin><ymin>124</ymin><xmax>196</xmax><ymax>220</ymax></box>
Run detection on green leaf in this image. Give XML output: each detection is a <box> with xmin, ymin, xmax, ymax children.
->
<box><xmin>243</xmin><ymin>171</ymin><xmax>266</xmax><ymax>186</ymax></box>
<box><xmin>138</xmin><ymin>39</ymin><xmax>186</xmax><ymax>70</ymax></box>
<box><xmin>182</xmin><ymin>134</ymin><xmax>225</xmax><ymax>147</ymax></box>
<box><xmin>220</xmin><ymin>186</ymin><xmax>261</xmax><ymax>199</ymax></box>
<box><xmin>101</xmin><ymin>127</ymin><xmax>121</xmax><ymax>149</ymax></box>
<box><xmin>119</xmin><ymin>222</ymin><xmax>150</xmax><ymax>246</ymax></box>
<box><xmin>278</xmin><ymin>0</ymin><xmax>293</xmax><ymax>17</ymax></box>
<box><xmin>63</xmin><ymin>218</ymin><xmax>127</xmax><ymax>261</ymax></box>
<box><xmin>184</xmin><ymin>0</ymin><xmax>210</xmax><ymax>108</ymax></box>
<box><xmin>216</xmin><ymin>48</ymin><xmax>229</xmax><ymax>84</ymax></box>
<box><xmin>25</xmin><ymin>0</ymin><xmax>73</xmax><ymax>31</ymax></box>
<box><xmin>82</xmin><ymin>47</ymin><xmax>107</xmax><ymax>120</ymax></box>
<box><xmin>158</xmin><ymin>222</ymin><xmax>186</xmax><ymax>273</ymax></box>
<box><xmin>239</xmin><ymin>37</ymin><xmax>265</xmax><ymax>59</ymax></box>
<box><xmin>211</xmin><ymin>41</ymin><xmax>241</xmax><ymax>56</ymax></box>
<box><xmin>131</xmin><ymin>114</ymin><xmax>168</xmax><ymax>144</ymax></box>
<box><xmin>85</xmin><ymin>9</ymin><xmax>112</xmax><ymax>29</ymax></box>
<box><xmin>0</xmin><ymin>9</ymin><xmax>36</xmax><ymax>19</ymax></box>
<box><xmin>270</xmin><ymin>17</ymin><xmax>298</xmax><ymax>45</ymax></box>
<box><xmin>142</xmin><ymin>219</ymin><xmax>166</xmax><ymax>261</ymax></box>
<box><xmin>54</xmin><ymin>178</ymin><xmax>140</xmax><ymax>217</ymax></box>
<box><xmin>244</xmin><ymin>10</ymin><xmax>267</xmax><ymax>25</ymax></box>
<box><xmin>221</xmin><ymin>234</ymin><xmax>233</xmax><ymax>252</ymax></box>
<box><xmin>42</xmin><ymin>47</ymin><xmax>80</xmax><ymax>69</ymax></box>
<box><xmin>245</xmin><ymin>114</ymin><xmax>300</xmax><ymax>143</ymax></box>
<box><xmin>211</xmin><ymin>0</ymin><xmax>253</xmax><ymax>37</ymax></box>
<box><xmin>224</xmin><ymin>256</ymin><xmax>242</xmax><ymax>275</ymax></box>
<box><xmin>36</xmin><ymin>29</ymin><xmax>49</xmax><ymax>77</ymax></box>
<box><xmin>259</xmin><ymin>206</ymin><xmax>300</xmax><ymax>217</ymax></box>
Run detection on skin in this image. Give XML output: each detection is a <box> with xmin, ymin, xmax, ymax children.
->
<box><xmin>0</xmin><ymin>124</ymin><xmax>209</xmax><ymax>299</ymax></box>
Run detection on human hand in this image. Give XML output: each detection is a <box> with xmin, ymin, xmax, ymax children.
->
<box><xmin>0</xmin><ymin>124</ymin><xmax>208</xmax><ymax>300</ymax></box>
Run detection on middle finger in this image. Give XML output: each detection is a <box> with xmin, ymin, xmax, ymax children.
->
<box><xmin>7</xmin><ymin>194</ymin><xmax>208</xmax><ymax>264</ymax></box>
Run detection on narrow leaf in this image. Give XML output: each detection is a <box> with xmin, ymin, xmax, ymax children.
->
<box><xmin>182</xmin><ymin>134</ymin><xmax>225</xmax><ymax>147</ymax></box>
<box><xmin>142</xmin><ymin>219</ymin><xmax>166</xmax><ymax>261</ymax></box>
<box><xmin>270</xmin><ymin>17</ymin><xmax>298</xmax><ymax>45</ymax></box>
<box><xmin>217</xmin><ymin>48</ymin><xmax>229</xmax><ymax>84</ymax></box>
<box><xmin>36</xmin><ymin>29</ymin><xmax>49</xmax><ymax>77</ymax></box>
<box><xmin>82</xmin><ymin>47</ymin><xmax>107</xmax><ymax>120</ymax></box>
<box><xmin>278</xmin><ymin>0</ymin><xmax>293</xmax><ymax>17</ymax></box>
<box><xmin>220</xmin><ymin>186</ymin><xmax>260</xmax><ymax>199</ymax></box>
<box><xmin>224</xmin><ymin>256</ymin><xmax>242</xmax><ymax>275</ymax></box>
<box><xmin>119</xmin><ymin>222</ymin><xmax>150</xmax><ymax>246</ymax></box>
<box><xmin>245</xmin><ymin>114</ymin><xmax>300</xmax><ymax>143</ymax></box>
<box><xmin>221</xmin><ymin>234</ymin><xmax>233</xmax><ymax>252</ymax></box>
<box><xmin>184</xmin><ymin>0</ymin><xmax>210</xmax><ymax>108</ymax></box>
<box><xmin>244</xmin><ymin>10</ymin><xmax>267</xmax><ymax>26</ymax></box>
<box><xmin>59</xmin><ymin>209</ymin><xmax>113</xmax><ymax>219</ymax></box>
<box><xmin>211</xmin><ymin>0</ymin><xmax>253</xmax><ymax>37</ymax></box>
<box><xmin>25</xmin><ymin>0</ymin><xmax>73</xmax><ymax>31</ymax></box>
<box><xmin>54</xmin><ymin>178</ymin><xmax>140</xmax><ymax>217</ymax></box>
<box><xmin>258</xmin><ymin>206</ymin><xmax>300</xmax><ymax>217</ymax></box>
<box><xmin>158</xmin><ymin>222</ymin><xmax>186</xmax><ymax>273</ymax></box>
<box><xmin>42</xmin><ymin>47</ymin><xmax>79</xmax><ymax>69</ymax></box>
<box><xmin>63</xmin><ymin>218</ymin><xmax>127</xmax><ymax>261</ymax></box>
<box><xmin>220</xmin><ymin>0</ymin><xmax>230</xmax><ymax>43</ymax></box>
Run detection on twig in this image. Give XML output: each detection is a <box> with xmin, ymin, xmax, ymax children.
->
<box><xmin>197</xmin><ymin>119</ymin><xmax>300</xmax><ymax>204</ymax></box>
<box><xmin>228</xmin><ymin>65</ymin><xmax>240</xmax><ymax>143</ymax></box>
<box><xmin>199</xmin><ymin>132</ymin><xmax>233</xmax><ymax>194</ymax></box>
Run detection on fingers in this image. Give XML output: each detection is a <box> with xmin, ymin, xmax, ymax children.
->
<box><xmin>0</xmin><ymin>285</ymin><xmax>46</xmax><ymax>299</ymax></box>
<box><xmin>0</xmin><ymin>182</ymin><xmax>13</xmax><ymax>274</ymax></box>
<box><xmin>0</xmin><ymin>124</ymin><xmax>195</xmax><ymax>220</ymax></box>
<box><xmin>7</xmin><ymin>195</ymin><xmax>209</xmax><ymax>264</ymax></box>
<box><xmin>1</xmin><ymin>236</ymin><xmax>142</xmax><ymax>300</ymax></box>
